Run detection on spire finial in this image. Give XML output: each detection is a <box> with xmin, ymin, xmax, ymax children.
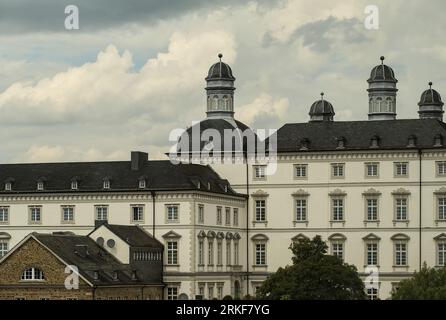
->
<box><xmin>320</xmin><ymin>92</ymin><xmax>324</xmax><ymax>100</ymax></box>
<box><xmin>218</xmin><ymin>53</ymin><xmax>223</xmax><ymax>62</ymax></box>
<box><xmin>429</xmin><ymin>81</ymin><xmax>433</xmax><ymax>89</ymax></box>
<box><xmin>380</xmin><ymin>56</ymin><xmax>385</xmax><ymax>65</ymax></box>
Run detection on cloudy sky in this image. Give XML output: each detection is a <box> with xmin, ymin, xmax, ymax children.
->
<box><xmin>1</xmin><ymin>0</ymin><xmax>446</xmax><ymax>163</ymax></box>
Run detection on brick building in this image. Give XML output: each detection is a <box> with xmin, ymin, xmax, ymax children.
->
<box><xmin>0</xmin><ymin>223</ymin><xmax>164</xmax><ymax>300</ymax></box>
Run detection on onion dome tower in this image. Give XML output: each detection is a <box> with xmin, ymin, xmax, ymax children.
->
<box><xmin>309</xmin><ymin>92</ymin><xmax>335</xmax><ymax>122</ymax></box>
<box><xmin>367</xmin><ymin>56</ymin><xmax>398</xmax><ymax>120</ymax></box>
<box><xmin>418</xmin><ymin>82</ymin><xmax>444</xmax><ymax>121</ymax></box>
<box><xmin>205</xmin><ymin>53</ymin><xmax>236</xmax><ymax>119</ymax></box>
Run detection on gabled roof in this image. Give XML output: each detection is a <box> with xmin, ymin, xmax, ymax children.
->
<box><xmin>273</xmin><ymin>119</ymin><xmax>446</xmax><ymax>153</ymax></box>
<box><xmin>93</xmin><ymin>224</ymin><xmax>163</xmax><ymax>248</ymax></box>
<box><xmin>0</xmin><ymin>160</ymin><xmax>242</xmax><ymax>197</ymax></box>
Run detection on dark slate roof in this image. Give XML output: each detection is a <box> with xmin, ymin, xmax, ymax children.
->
<box><xmin>0</xmin><ymin>160</ymin><xmax>241</xmax><ymax>196</ymax></box>
<box><xmin>274</xmin><ymin>119</ymin><xmax>446</xmax><ymax>153</ymax></box>
<box><xmin>419</xmin><ymin>87</ymin><xmax>444</xmax><ymax>106</ymax></box>
<box><xmin>32</xmin><ymin>233</ymin><xmax>163</xmax><ymax>286</ymax></box>
<box><xmin>177</xmin><ymin>118</ymin><xmax>257</xmax><ymax>153</ymax></box>
<box><xmin>309</xmin><ymin>99</ymin><xmax>335</xmax><ymax>117</ymax></box>
<box><xmin>96</xmin><ymin>224</ymin><xmax>163</xmax><ymax>248</ymax></box>
<box><xmin>206</xmin><ymin>60</ymin><xmax>235</xmax><ymax>81</ymax></box>
<box><xmin>368</xmin><ymin>64</ymin><xmax>397</xmax><ymax>83</ymax></box>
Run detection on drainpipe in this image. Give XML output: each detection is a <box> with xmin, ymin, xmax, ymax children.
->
<box><xmin>151</xmin><ymin>191</ymin><xmax>156</xmax><ymax>238</ymax></box>
<box><xmin>245</xmin><ymin>151</ymin><xmax>250</xmax><ymax>296</ymax></box>
<box><xmin>418</xmin><ymin>149</ymin><xmax>422</xmax><ymax>270</ymax></box>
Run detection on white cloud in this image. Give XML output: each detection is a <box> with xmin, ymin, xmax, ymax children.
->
<box><xmin>237</xmin><ymin>94</ymin><xmax>289</xmax><ymax>126</ymax></box>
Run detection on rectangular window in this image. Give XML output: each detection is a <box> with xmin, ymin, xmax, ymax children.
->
<box><xmin>234</xmin><ymin>242</ymin><xmax>239</xmax><ymax>265</ymax></box>
<box><xmin>365</xmin><ymin>163</ymin><xmax>379</xmax><ymax>177</ymax></box>
<box><xmin>226</xmin><ymin>242</ymin><xmax>231</xmax><ymax>266</ymax></box>
<box><xmin>217</xmin><ymin>286</ymin><xmax>223</xmax><ymax>300</ymax></box>
<box><xmin>254</xmin><ymin>165</ymin><xmax>266</xmax><ymax>179</ymax></box>
<box><xmin>295</xmin><ymin>199</ymin><xmax>307</xmax><ymax>221</ymax></box>
<box><xmin>208</xmin><ymin>241</ymin><xmax>214</xmax><ymax>265</ymax></box>
<box><xmin>198</xmin><ymin>205</ymin><xmax>204</xmax><ymax>224</ymax></box>
<box><xmin>95</xmin><ymin>206</ymin><xmax>108</xmax><ymax>221</ymax></box>
<box><xmin>216</xmin><ymin>207</ymin><xmax>222</xmax><ymax>225</ymax></box>
<box><xmin>225</xmin><ymin>207</ymin><xmax>231</xmax><ymax>225</ymax></box>
<box><xmin>61</xmin><ymin>206</ymin><xmax>74</xmax><ymax>223</ymax></box>
<box><xmin>255</xmin><ymin>200</ymin><xmax>266</xmax><ymax>222</ymax></box>
<box><xmin>438</xmin><ymin>242</ymin><xmax>446</xmax><ymax>266</ymax></box>
<box><xmin>208</xmin><ymin>286</ymin><xmax>214</xmax><ymax>300</ymax></box>
<box><xmin>332</xmin><ymin>199</ymin><xmax>344</xmax><ymax>221</ymax></box>
<box><xmin>217</xmin><ymin>242</ymin><xmax>223</xmax><ymax>265</ymax></box>
<box><xmin>367</xmin><ymin>199</ymin><xmax>378</xmax><ymax>221</ymax></box>
<box><xmin>4</xmin><ymin>182</ymin><xmax>11</xmax><ymax>191</ymax></box>
<box><xmin>167</xmin><ymin>287</ymin><xmax>178</xmax><ymax>300</ymax></box>
<box><xmin>331</xmin><ymin>163</ymin><xmax>345</xmax><ymax>178</ymax></box>
<box><xmin>37</xmin><ymin>182</ymin><xmax>44</xmax><ymax>191</ymax></box>
<box><xmin>396</xmin><ymin>198</ymin><xmax>408</xmax><ymax>221</ymax></box>
<box><xmin>166</xmin><ymin>205</ymin><xmax>179</xmax><ymax>222</ymax></box>
<box><xmin>198</xmin><ymin>240</ymin><xmax>204</xmax><ymax>265</ymax></box>
<box><xmin>394</xmin><ymin>162</ymin><xmax>408</xmax><ymax>176</ymax></box>
<box><xmin>395</xmin><ymin>242</ymin><xmax>407</xmax><ymax>266</ymax></box>
<box><xmin>294</xmin><ymin>164</ymin><xmax>308</xmax><ymax>178</ymax></box>
<box><xmin>131</xmin><ymin>206</ymin><xmax>144</xmax><ymax>223</ymax></box>
<box><xmin>71</xmin><ymin>181</ymin><xmax>78</xmax><ymax>190</ymax></box>
<box><xmin>29</xmin><ymin>206</ymin><xmax>42</xmax><ymax>224</ymax></box>
<box><xmin>332</xmin><ymin>242</ymin><xmax>344</xmax><ymax>261</ymax></box>
<box><xmin>438</xmin><ymin>198</ymin><xmax>446</xmax><ymax>221</ymax></box>
<box><xmin>0</xmin><ymin>241</ymin><xmax>8</xmax><ymax>258</ymax></box>
<box><xmin>367</xmin><ymin>288</ymin><xmax>379</xmax><ymax>300</ymax></box>
<box><xmin>255</xmin><ymin>243</ymin><xmax>266</xmax><ymax>265</ymax></box>
<box><xmin>437</xmin><ymin>161</ymin><xmax>446</xmax><ymax>176</ymax></box>
<box><xmin>233</xmin><ymin>208</ymin><xmax>239</xmax><ymax>226</ymax></box>
<box><xmin>0</xmin><ymin>206</ymin><xmax>9</xmax><ymax>223</ymax></box>
<box><xmin>367</xmin><ymin>243</ymin><xmax>378</xmax><ymax>266</ymax></box>
<box><xmin>167</xmin><ymin>241</ymin><xmax>178</xmax><ymax>265</ymax></box>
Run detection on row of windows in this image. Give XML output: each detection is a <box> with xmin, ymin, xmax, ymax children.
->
<box><xmin>252</xmin><ymin>238</ymin><xmax>446</xmax><ymax>267</ymax></box>
<box><xmin>0</xmin><ymin>204</ymin><xmax>241</xmax><ymax>226</ymax></box>
<box><xmin>253</xmin><ymin>196</ymin><xmax>446</xmax><ymax>223</ymax></box>
<box><xmin>2</xmin><ymin>178</ymin><xmax>149</xmax><ymax>192</ymax></box>
<box><xmin>132</xmin><ymin>251</ymin><xmax>162</xmax><ymax>261</ymax></box>
<box><xmin>253</xmin><ymin>161</ymin><xmax>446</xmax><ymax>180</ymax></box>
<box><xmin>165</xmin><ymin>239</ymin><xmax>240</xmax><ymax>267</ymax></box>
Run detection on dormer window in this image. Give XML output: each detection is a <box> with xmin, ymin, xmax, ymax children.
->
<box><xmin>139</xmin><ymin>179</ymin><xmax>146</xmax><ymax>189</ymax></box>
<box><xmin>37</xmin><ymin>181</ymin><xmax>44</xmax><ymax>191</ymax></box>
<box><xmin>434</xmin><ymin>134</ymin><xmax>443</xmax><ymax>147</ymax></box>
<box><xmin>4</xmin><ymin>182</ymin><xmax>11</xmax><ymax>191</ymax></box>
<box><xmin>103</xmin><ymin>179</ymin><xmax>110</xmax><ymax>189</ymax></box>
<box><xmin>224</xmin><ymin>185</ymin><xmax>228</xmax><ymax>193</ymax></box>
<box><xmin>370</xmin><ymin>135</ymin><xmax>380</xmax><ymax>148</ymax></box>
<box><xmin>336</xmin><ymin>137</ymin><xmax>346</xmax><ymax>149</ymax></box>
<box><xmin>207</xmin><ymin>182</ymin><xmax>211</xmax><ymax>190</ymax></box>
<box><xmin>407</xmin><ymin>135</ymin><xmax>417</xmax><ymax>148</ymax></box>
<box><xmin>300</xmin><ymin>138</ymin><xmax>310</xmax><ymax>151</ymax></box>
<box><xmin>71</xmin><ymin>181</ymin><xmax>78</xmax><ymax>190</ymax></box>
<box><xmin>113</xmin><ymin>271</ymin><xmax>118</xmax><ymax>281</ymax></box>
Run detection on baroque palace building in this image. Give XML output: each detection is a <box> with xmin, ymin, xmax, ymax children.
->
<box><xmin>1</xmin><ymin>54</ymin><xmax>446</xmax><ymax>300</ymax></box>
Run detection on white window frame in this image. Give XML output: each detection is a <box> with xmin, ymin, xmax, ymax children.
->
<box><xmin>0</xmin><ymin>241</ymin><xmax>8</xmax><ymax>258</ymax></box>
<box><xmin>437</xmin><ymin>241</ymin><xmax>446</xmax><ymax>266</ymax></box>
<box><xmin>366</xmin><ymin>198</ymin><xmax>379</xmax><ymax>221</ymax></box>
<box><xmin>226</xmin><ymin>241</ymin><xmax>231</xmax><ymax>266</ymax></box>
<box><xmin>395</xmin><ymin>197</ymin><xmax>408</xmax><ymax>221</ymax></box>
<box><xmin>166</xmin><ymin>204</ymin><xmax>179</xmax><ymax>223</ymax></box>
<box><xmin>208</xmin><ymin>240</ymin><xmax>214</xmax><ymax>266</ymax></box>
<box><xmin>331</xmin><ymin>241</ymin><xmax>344</xmax><ymax>261</ymax></box>
<box><xmin>294</xmin><ymin>164</ymin><xmax>308</xmax><ymax>179</ymax></box>
<box><xmin>21</xmin><ymin>267</ymin><xmax>45</xmax><ymax>281</ymax></box>
<box><xmin>198</xmin><ymin>240</ymin><xmax>205</xmax><ymax>266</ymax></box>
<box><xmin>394</xmin><ymin>162</ymin><xmax>408</xmax><ymax>177</ymax></box>
<box><xmin>103</xmin><ymin>180</ymin><xmax>111</xmax><ymax>189</ymax></box>
<box><xmin>217</xmin><ymin>241</ymin><xmax>223</xmax><ymax>266</ymax></box>
<box><xmin>225</xmin><ymin>207</ymin><xmax>231</xmax><ymax>225</ymax></box>
<box><xmin>331</xmin><ymin>163</ymin><xmax>345</xmax><ymax>178</ymax></box>
<box><xmin>95</xmin><ymin>205</ymin><xmax>108</xmax><ymax>221</ymax></box>
<box><xmin>367</xmin><ymin>288</ymin><xmax>379</xmax><ymax>300</ymax></box>
<box><xmin>437</xmin><ymin>161</ymin><xmax>446</xmax><ymax>177</ymax></box>
<box><xmin>331</xmin><ymin>198</ymin><xmax>344</xmax><ymax>221</ymax></box>
<box><xmin>233</xmin><ymin>208</ymin><xmax>239</xmax><ymax>227</ymax></box>
<box><xmin>254</xmin><ymin>199</ymin><xmax>266</xmax><ymax>222</ymax></box>
<box><xmin>37</xmin><ymin>181</ymin><xmax>44</xmax><ymax>191</ymax></box>
<box><xmin>394</xmin><ymin>241</ymin><xmax>408</xmax><ymax>267</ymax></box>
<box><xmin>198</xmin><ymin>205</ymin><xmax>204</xmax><ymax>224</ymax></box>
<box><xmin>138</xmin><ymin>179</ymin><xmax>146</xmax><ymax>189</ymax></box>
<box><xmin>216</xmin><ymin>206</ymin><xmax>222</xmax><ymax>225</ymax></box>
<box><xmin>233</xmin><ymin>241</ymin><xmax>239</xmax><ymax>266</ymax></box>
<box><xmin>71</xmin><ymin>181</ymin><xmax>78</xmax><ymax>190</ymax></box>
<box><xmin>166</xmin><ymin>241</ymin><xmax>178</xmax><ymax>265</ymax></box>
<box><xmin>4</xmin><ymin>182</ymin><xmax>12</xmax><ymax>191</ymax></box>
<box><xmin>255</xmin><ymin>242</ymin><xmax>267</xmax><ymax>266</ymax></box>
<box><xmin>438</xmin><ymin>197</ymin><xmax>446</xmax><ymax>221</ymax></box>
<box><xmin>0</xmin><ymin>206</ymin><xmax>9</xmax><ymax>224</ymax></box>
<box><xmin>253</xmin><ymin>165</ymin><xmax>266</xmax><ymax>180</ymax></box>
<box><xmin>61</xmin><ymin>205</ymin><xmax>75</xmax><ymax>224</ymax></box>
<box><xmin>366</xmin><ymin>242</ymin><xmax>379</xmax><ymax>266</ymax></box>
<box><xmin>167</xmin><ymin>287</ymin><xmax>178</xmax><ymax>300</ymax></box>
<box><xmin>365</xmin><ymin>162</ymin><xmax>379</xmax><ymax>178</ymax></box>
<box><xmin>131</xmin><ymin>205</ymin><xmax>144</xmax><ymax>223</ymax></box>
<box><xmin>295</xmin><ymin>198</ymin><xmax>307</xmax><ymax>222</ymax></box>
<box><xmin>29</xmin><ymin>206</ymin><xmax>42</xmax><ymax>224</ymax></box>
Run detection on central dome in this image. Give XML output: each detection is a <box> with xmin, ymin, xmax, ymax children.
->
<box><xmin>206</xmin><ymin>53</ymin><xmax>236</xmax><ymax>81</ymax></box>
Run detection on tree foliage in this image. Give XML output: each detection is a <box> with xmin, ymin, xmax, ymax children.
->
<box><xmin>256</xmin><ymin>236</ymin><xmax>366</xmax><ymax>300</ymax></box>
<box><xmin>392</xmin><ymin>263</ymin><xmax>446</xmax><ymax>299</ymax></box>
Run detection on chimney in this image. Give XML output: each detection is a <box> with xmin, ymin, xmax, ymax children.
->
<box><xmin>131</xmin><ymin>151</ymin><xmax>148</xmax><ymax>171</ymax></box>
<box><xmin>75</xmin><ymin>244</ymin><xmax>88</xmax><ymax>258</ymax></box>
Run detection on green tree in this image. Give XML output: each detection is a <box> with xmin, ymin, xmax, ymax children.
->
<box><xmin>392</xmin><ymin>263</ymin><xmax>446</xmax><ymax>299</ymax></box>
<box><xmin>256</xmin><ymin>236</ymin><xmax>366</xmax><ymax>300</ymax></box>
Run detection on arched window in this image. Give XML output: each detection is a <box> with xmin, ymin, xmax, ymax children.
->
<box><xmin>369</xmin><ymin>98</ymin><xmax>374</xmax><ymax>113</ymax></box>
<box><xmin>386</xmin><ymin>97</ymin><xmax>393</xmax><ymax>112</ymax></box>
<box><xmin>212</xmin><ymin>95</ymin><xmax>219</xmax><ymax>110</ymax></box>
<box><xmin>222</xmin><ymin>95</ymin><xmax>229</xmax><ymax>110</ymax></box>
<box><xmin>376</xmin><ymin>97</ymin><xmax>383</xmax><ymax>112</ymax></box>
<box><xmin>21</xmin><ymin>267</ymin><xmax>45</xmax><ymax>281</ymax></box>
